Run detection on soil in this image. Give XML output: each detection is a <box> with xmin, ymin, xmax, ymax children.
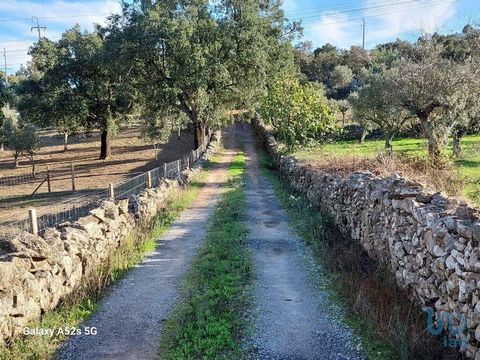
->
<box><xmin>0</xmin><ymin>126</ymin><xmax>194</xmax><ymax>224</ymax></box>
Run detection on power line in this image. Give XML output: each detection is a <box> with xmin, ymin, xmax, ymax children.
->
<box><xmin>0</xmin><ymin>12</ymin><xmax>113</xmax><ymax>23</ymax></box>
<box><xmin>4</xmin><ymin>49</ymin><xmax>30</xmax><ymax>53</ymax></box>
<box><xmin>285</xmin><ymin>0</ymin><xmax>366</xmax><ymax>16</ymax></box>
<box><xmin>301</xmin><ymin>0</ymin><xmax>457</xmax><ymax>28</ymax></box>
<box><xmin>295</xmin><ymin>0</ymin><xmax>453</xmax><ymax>23</ymax></box>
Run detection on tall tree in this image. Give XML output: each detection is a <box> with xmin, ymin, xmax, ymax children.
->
<box><xmin>23</xmin><ymin>25</ymin><xmax>137</xmax><ymax>159</ymax></box>
<box><xmin>124</xmin><ymin>0</ymin><xmax>296</xmax><ymax>149</ymax></box>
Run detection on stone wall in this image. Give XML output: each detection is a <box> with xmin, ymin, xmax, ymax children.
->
<box><xmin>0</xmin><ymin>133</ymin><xmax>220</xmax><ymax>346</ymax></box>
<box><xmin>252</xmin><ymin>118</ymin><xmax>480</xmax><ymax>358</ymax></box>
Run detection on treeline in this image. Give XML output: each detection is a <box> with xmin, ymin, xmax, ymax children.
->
<box><xmin>0</xmin><ymin>0</ymin><xmax>298</xmax><ymax>162</ymax></box>
<box><xmin>2</xmin><ymin>1</ymin><xmax>479</xmax><ymax>169</ymax></box>
<box><xmin>291</xmin><ymin>26</ymin><xmax>480</xmax><ymax>163</ymax></box>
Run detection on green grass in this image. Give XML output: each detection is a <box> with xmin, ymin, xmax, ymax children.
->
<box><xmin>0</xmin><ymin>167</ymin><xmax>211</xmax><ymax>360</ymax></box>
<box><xmin>258</xmin><ymin>151</ymin><xmax>456</xmax><ymax>360</ymax></box>
<box><xmin>160</xmin><ymin>153</ymin><xmax>251</xmax><ymax>360</ymax></box>
<box><xmin>294</xmin><ymin>134</ymin><xmax>480</xmax><ymax>206</ymax></box>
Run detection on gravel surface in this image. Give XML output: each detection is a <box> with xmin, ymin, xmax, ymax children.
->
<box><xmin>56</xmin><ymin>129</ymin><xmax>236</xmax><ymax>360</ymax></box>
<box><xmin>242</xmin><ymin>125</ymin><xmax>365</xmax><ymax>360</ymax></box>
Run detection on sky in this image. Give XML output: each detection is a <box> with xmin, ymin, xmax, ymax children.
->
<box><xmin>0</xmin><ymin>0</ymin><xmax>479</xmax><ymax>74</ymax></box>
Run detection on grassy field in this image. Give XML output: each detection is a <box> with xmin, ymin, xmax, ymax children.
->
<box><xmin>294</xmin><ymin>134</ymin><xmax>480</xmax><ymax>207</ymax></box>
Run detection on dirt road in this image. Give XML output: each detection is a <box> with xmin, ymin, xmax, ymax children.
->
<box><xmin>241</xmin><ymin>124</ymin><xmax>364</xmax><ymax>360</ymax></box>
<box><xmin>56</xmin><ymin>124</ymin><xmax>364</xmax><ymax>360</ymax></box>
<box><xmin>56</xmin><ymin>128</ymin><xmax>236</xmax><ymax>360</ymax></box>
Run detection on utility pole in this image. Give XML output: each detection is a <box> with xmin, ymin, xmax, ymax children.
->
<box><xmin>31</xmin><ymin>16</ymin><xmax>46</xmax><ymax>40</ymax></box>
<box><xmin>362</xmin><ymin>18</ymin><xmax>366</xmax><ymax>50</ymax></box>
<box><xmin>3</xmin><ymin>48</ymin><xmax>7</xmax><ymax>84</ymax></box>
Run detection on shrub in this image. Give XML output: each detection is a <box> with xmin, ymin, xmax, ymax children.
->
<box><xmin>260</xmin><ymin>77</ymin><xmax>340</xmax><ymax>151</ymax></box>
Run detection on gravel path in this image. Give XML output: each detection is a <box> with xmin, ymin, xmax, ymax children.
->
<box><xmin>242</xmin><ymin>124</ymin><xmax>364</xmax><ymax>360</ymax></box>
<box><xmin>56</xmin><ymin>129</ymin><xmax>237</xmax><ymax>360</ymax></box>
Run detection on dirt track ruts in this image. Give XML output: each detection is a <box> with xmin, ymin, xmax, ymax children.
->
<box><xmin>56</xmin><ymin>127</ymin><xmax>237</xmax><ymax>360</ymax></box>
<box><xmin>241</xmin><ymin>123</ymin><xmax>364</xmax><ymax>360</ymax></box>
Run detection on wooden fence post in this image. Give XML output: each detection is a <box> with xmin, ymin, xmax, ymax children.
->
<box><xmin>163</xmin><ymin>163</ymin><xmax>167</xmax><ymax>178</ymax></box>
<box><xmin>28</xmin><ymin>208</ymin><xmax>38</xmax><ymax>236</ymax></box>
<box><xmin>147</xmin><ymin>171</ymin><xmax>152</xmax><ymax>188</ymax></box>
<box><xmin>46</xmin><ymin>166</ymin><xmax>51</xmax><ymax>193</ymax></box>
<box><xmin>109</xmin><ymin>183</ymin><xmax>115</xmax><ymax>200</ymax></box>
<box><xmin>71</xmin><ymin>163</ymin><xmax>76</xmax><ymax>192</ymax></box>
<box><xmin>177</xmin><ymin>160</ymin><xmax>180</xmax><ymax>174</ymax></box>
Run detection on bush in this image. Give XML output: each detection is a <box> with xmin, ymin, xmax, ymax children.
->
<box><xmin>260</xmin><ymin>77</ymin><xmax>340</xmax><ymax>151</ymax></box>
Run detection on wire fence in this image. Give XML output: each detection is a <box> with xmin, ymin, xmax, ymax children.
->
<box><xmin>0</xmin><ymin>134</ymin><xmax>212</xmax><ymax>239</ymax></box>
<box><xmin>0</xmin><ymin>172</ymin><xmax>36</xmax><ymax>189</ymax></box>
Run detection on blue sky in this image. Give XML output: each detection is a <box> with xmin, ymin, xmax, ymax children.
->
<box><xmin>0</xmin><ymin>0</ymin><xmax>479</xmax><ymax>74</ymax></box>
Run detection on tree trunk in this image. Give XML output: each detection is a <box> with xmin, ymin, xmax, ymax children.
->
<box><xmin>453</xmin><ymin>130</ymin><xmax>465</xmax><ymax>159</ymax></box>
<box><xmin>100</xmin><ymin>129</ymin><xmax>111</xmax><ymax>160</ymax></box>
<box><xmin>359</xmin><ymin>127</ymin><xmax>367</xmax><ymax>144</ymax></box>
<box><xmin>384</xmin><ymin>133</ymin><xmax>395</xmax><ymax>153</ymax></box>
<box><xmin>193</xmin><ymin>122</ymin><xmax>206</xmax><ymax>150</ymax></box>
<box><xmin>63</xmin><ymin>132</ymin><xmax>69</xmax><ymax>151</ymax></box>
<box><xmin>423</xmin><ymin>122</ymin><xmax>448</xmax><ymax>166</ymax></box>
<box><xmin>13</xmin><ymin>154</ymin><xmax>19</xmax><ymax>168</ymax></box>
<box><xmin>342</xmin><ymin>113</ymin><xmax>346</xmax><ymax>126</ymax></box>
<box><xmin>31</xmin><ymin>158</ymin><xmax>36</xmax><ymax>179</ymax></box>
<box><xmin>85</xmin><ymin>121</ymin><xmax>94</xmax><ymax>139</ymax></box>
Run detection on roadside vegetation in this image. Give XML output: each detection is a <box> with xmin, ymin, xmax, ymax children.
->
<box><xmin>259</xmin><ymin>27</ymin><xmax>480</xmax><ymax>212</ymax></box>
<box><xmin>160</xmin><ymin>154</ymin><xmax>251</xmax><ymax>360</ymax></box>
<box><xmin>0</xmin><ymin>168</ymin><xmax>211</xmax><ymax>360</ymax></box>
<box><xmin>259</xmin><ymin>151</ymin><xmax>461</xmax><ymax>360</ymax></box>
<box><xmin>293</xmin><ymin>134</ymin><xmax>480</xmax><ymax>206</ymax></box>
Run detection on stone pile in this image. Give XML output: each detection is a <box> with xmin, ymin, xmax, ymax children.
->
<box><xmin>0</xmin><ymin>132</ymin><xmax>220</xmax><ymax>345</ymax></box>
<box><xmin>252</xmin><ymin>118</ymin><xmax>480</xmax><ymax>358</ymax></box>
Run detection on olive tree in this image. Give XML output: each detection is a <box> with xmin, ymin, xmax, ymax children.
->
<box><xmin>2</xmin><ymin>110</ymin><xmax>40</xmax><ymax>172</ymax></box>
<box><xmin>350</xmin><ymin>70</ymin><xmax>413</xmax><ymax>152</ymax></box>
<box><xmin>331</xmin><ymin>65</ymin><xmax>353</xmax><ymax>89</ymax></box>
<box><xmin>392</xmin><ymin>39</ymin><xmax>480</xmax><ymax>163</ymax></box>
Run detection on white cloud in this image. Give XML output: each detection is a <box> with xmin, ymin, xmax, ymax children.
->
<box><xmin>301</xmin><ymin>0</ymin><xmax>457</xmax><ymax>49</ymax></box>
<box><xmin>365</xmin><ymin>0</ymin><xmax>457</xmax><ymax>43</ymax></box>
<box><xmin>306</xmin><ymin>13</ymin><xmax>359</xmax><ymax>49</ymax></box>
<box><xmin>0</xmin><ymin>0</ymin><xmax>122</xmax><ymax>72</ymax></box>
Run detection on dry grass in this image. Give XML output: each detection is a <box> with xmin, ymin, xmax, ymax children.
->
<box><xmin>323</xmin><ymin>230</ymin><xmax>463</xmax><ymax>360</ymax></box>
<box><xmin>0</xmin><ymin>126</ymin><xmax>194</xmax><ymax>224</ymax></box>
<box><xmin>261</xmin><ymin>151</ymin><xmax>464</xmax><ymax>360</ymax></box>
<box><xmin>0</xmin><ymin>173</ymin><xmax>206</xmax><ymax>360</ymax></box>
<box><xmin>307</xmin><ymin>152</ymin><xmax>466</xmax><ymax>200</ymax></box>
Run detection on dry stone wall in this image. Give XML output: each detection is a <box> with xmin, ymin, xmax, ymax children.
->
<box><xmin>0</xmin><ymin>133</ymin><xmax>220</xmax><ymax>346</ymax></box>
<box><xmin>252</xmin><ymin>118</ymin><xmax>480</xmax><ymax>358</ymax></box>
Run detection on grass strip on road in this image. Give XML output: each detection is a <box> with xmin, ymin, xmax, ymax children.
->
<box><xmin>0</xmin><ymin>166</ymin><xmax>212</xmax><ymax>360</ymax></box>
<box><xmin>160</xmin><ymin>153</ymin><xmax>251</xmax><ymax>360</ymax></box>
